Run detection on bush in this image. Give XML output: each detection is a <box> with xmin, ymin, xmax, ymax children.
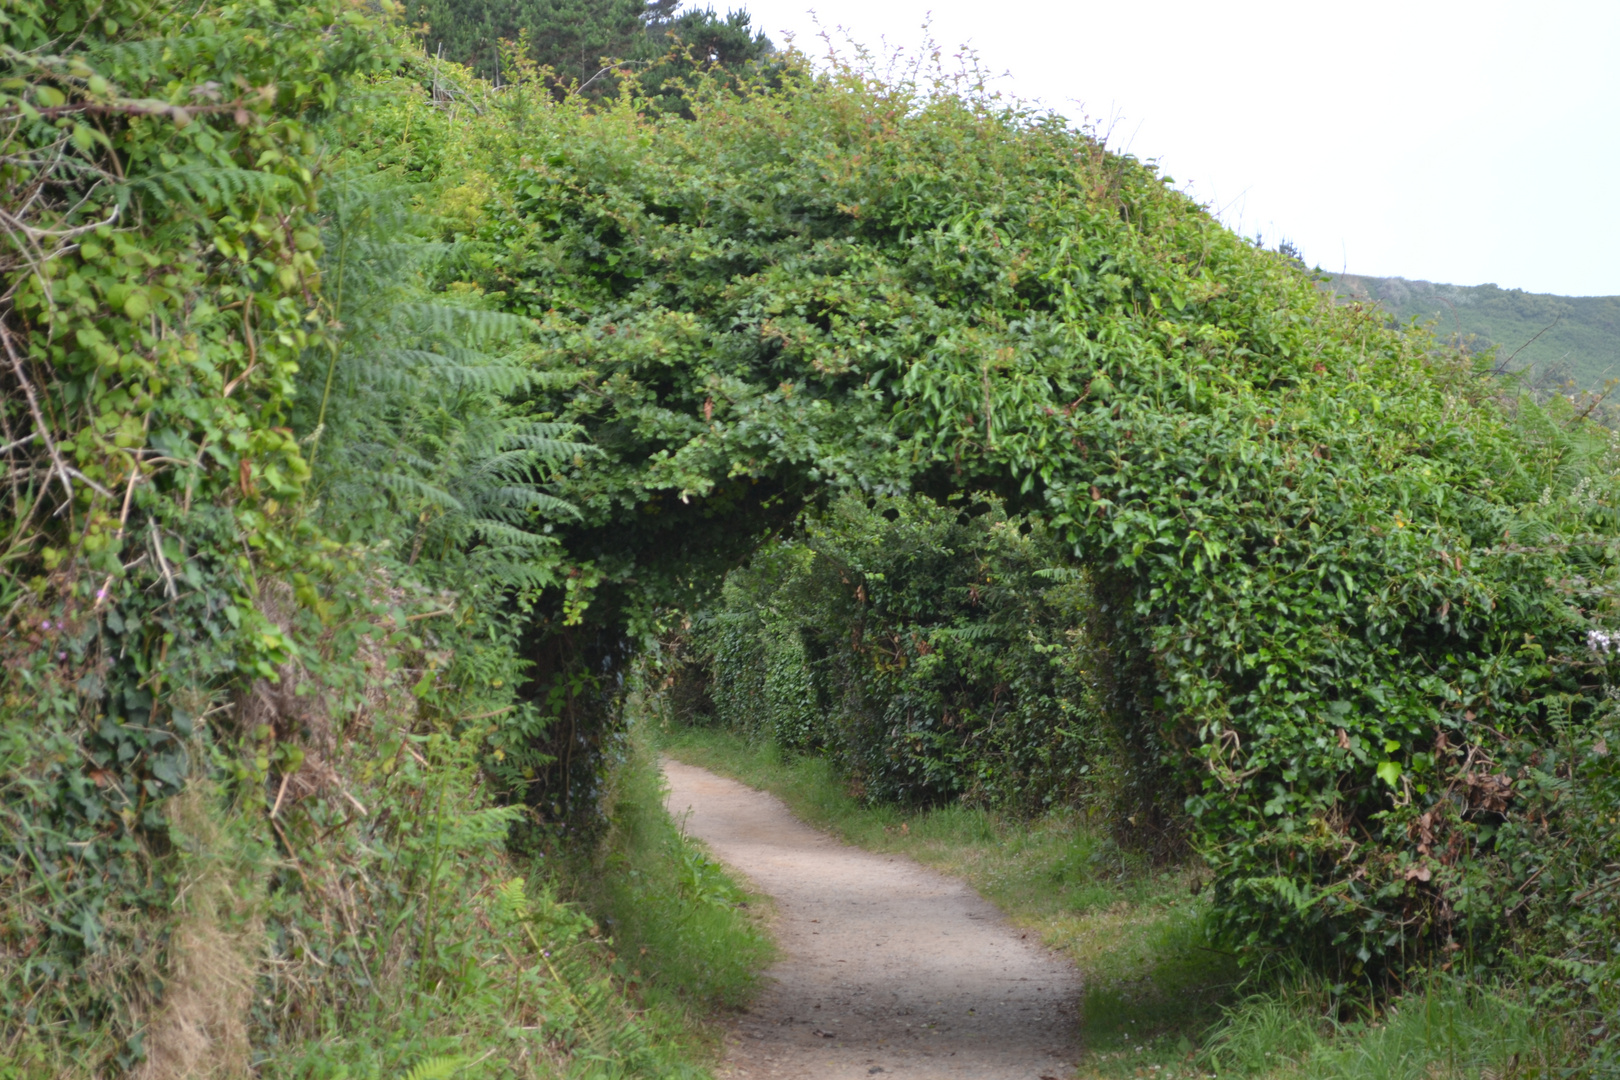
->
<box><xmin>677</xmin><ymin>493</ymin><xmax>1117</xmax><ymax>815</ymax></box>
<box><xmin>447</xmin><ymin>54</ymin><xmax>1620</xmax><ymax>973</ymax></box>
<box><xmin>0</xmin><ymin>2</ymin><xmax>683</xmax><ymax>1073</ymax></box>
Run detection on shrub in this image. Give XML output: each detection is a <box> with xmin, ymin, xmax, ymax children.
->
<box><xmin>442</xmin><ymin>52</ymin><xmax>1620</xmax><ymax>972</ymax></box>
<box><xmin>679</xmin><ymin>494</ymin><xmax>1116</xmax><ymax>816</ymax></box>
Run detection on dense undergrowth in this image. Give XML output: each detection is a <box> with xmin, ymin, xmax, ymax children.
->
<box><xmin>4</xmin><ymin>0</ymin><xmax>1620</xmax><ymax>1072</ymax></box>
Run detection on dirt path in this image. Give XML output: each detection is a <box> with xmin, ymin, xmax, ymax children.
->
<box><xmin>662</xmin><ymin>759</ymin><xmax>1081</xmax><ymax>1080</ymax></box>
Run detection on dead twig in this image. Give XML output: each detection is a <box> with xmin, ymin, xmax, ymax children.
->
<box><xmin>149</xmin><ymin>519</ymin><xmax>178</xmax><ymax>600</ymax></box>
<box><xmin>1490</xmin><ymin>315</ymin><xmax>1561</xmax><ymax>378</ymax></box>
<box><xmin>0</xmin><ymin>320</ymin><xmax>77</xmax><ymax>504</ymax></box>
<box><xmin>271</xmin><ymin>771</ymin><xmax>292</xmax><ymax>818</ymax></box>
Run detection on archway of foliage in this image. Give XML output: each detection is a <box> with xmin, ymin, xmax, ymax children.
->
<box><xmin>673</xmin><ymin>492</ymin><xmax>1113</xmax><ymax>817</ymax></box>
<box><xmin>370</xmin><ymin>53</ymin><xmax>1620</xmax><ymax>971</ymax></box>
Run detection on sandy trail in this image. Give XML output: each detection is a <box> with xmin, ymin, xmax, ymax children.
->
<box><xmin>662</xmin><ymin>759</ymin><xmax>1081</xmax><ymax>1080</ymax></box>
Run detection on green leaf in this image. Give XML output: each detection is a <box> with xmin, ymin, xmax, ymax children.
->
<box><xmin>1376</xmin><ymin>761</ymin><xmax>1402</xmax><ymax>788</ymax></box>
<box><xmin>411</xmin><ymin>669</ymin><xmax>436</xmax><ymax>698</ymax></box>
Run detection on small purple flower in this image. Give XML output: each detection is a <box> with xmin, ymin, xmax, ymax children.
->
<box><xmin>41</xmin><ymin>620</ymin><xmax>51</xmax><ymax>629</ymax></box>
<box><xmin>57</xmin><ymin>652</ymin><xmax>67</xmax><ymax>660</ymax></box>
<box><xmin>95</xmin><ymin>589</ymin><xmax>108</xmax><ymax>602</ymax></box>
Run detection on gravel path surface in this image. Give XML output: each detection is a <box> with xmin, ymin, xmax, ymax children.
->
<box><xmin>662</xmin><ymin>758</ymin><xmax>1081</xmax><ymax>1080</ymax></box>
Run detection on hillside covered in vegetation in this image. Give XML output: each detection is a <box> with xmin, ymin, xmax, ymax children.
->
<box><xmin>3</xmin><ymin>0</ymin><xmax>1620</xmax><ymax>1076</ymax></box>
<box><xmin>1331</xmin><ymin>272</ymin><xmax>1620</xmax><ymax>390</ymax></box>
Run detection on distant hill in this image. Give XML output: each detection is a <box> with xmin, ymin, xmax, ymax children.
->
<box><xmin>1329</xmin><ymin>274</ymin><xmax>1620</xmax><ymax>390</ymax></box>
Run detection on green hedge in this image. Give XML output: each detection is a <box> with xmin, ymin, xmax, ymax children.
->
<box><xmin>677</xmin><ymin>494</ymin><xmax>1114</xmax><ymax>815</ymax></box>
<box><xmin>435</xmin><ymin>56</ymin><xmax>1620</xmax><ymax>975</ymax></box>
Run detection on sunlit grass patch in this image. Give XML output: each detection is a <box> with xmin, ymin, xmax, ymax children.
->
<box><xmin>1199</xmin><ymin>973</ymin><xmax>1574</xmax><ymax>1079</ymax></box>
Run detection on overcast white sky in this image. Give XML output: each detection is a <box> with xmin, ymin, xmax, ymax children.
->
<box><xmin>737</xmin><ymin>0</ymin><xmax>1620</xmax><ymax>296</ymax></box>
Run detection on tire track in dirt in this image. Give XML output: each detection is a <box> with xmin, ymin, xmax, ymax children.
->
<box><xmin>663</xmin><ymin>758</ymin><xmax>1081</xmax><ymax>1080</ymax></box>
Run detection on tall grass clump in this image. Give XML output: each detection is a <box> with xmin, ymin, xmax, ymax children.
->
<box><xmin>1198</xmin><ymin>973</ymin><xmax>1570</xmax><ymax>1079</ymax></box>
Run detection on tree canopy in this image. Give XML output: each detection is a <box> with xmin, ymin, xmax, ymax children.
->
<box><xmin>407</xmin><ymin>0</ymin><xmax>772</xmax><ymax>92</ymax></box>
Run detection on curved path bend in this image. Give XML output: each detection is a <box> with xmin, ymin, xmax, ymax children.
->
<box><xmin>662</xmin><ymin>758</ymin><xmax>1081</xmax><ymax>1080</ymax></box>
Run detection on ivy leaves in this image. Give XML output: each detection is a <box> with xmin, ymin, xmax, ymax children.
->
<box><xmin>1</xmin><ymin>0</ymin><xmax>389</xmax><ymax>1061</ymax></box>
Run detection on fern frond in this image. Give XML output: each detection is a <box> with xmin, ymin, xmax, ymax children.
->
<box><xmin>471</xmin><ymin>519</ymin><xmax>560</xmax><ymax>548</ymax></box>
<box><xmin>297</xmin><ymin>163</ymin><xmax>582</xmax><ymax>596</ymax></box>
<box><xmin>463</xmin><ymin>554</ymin><xmax>564</xmax><ymax>592</ymax></box>
<box><xmin>502</xmin><ymin>434</ymin><xmax>596</xmax><ymax>460</ymax></box>
<box><xmin>90</xmin><ymin>33</ymin><xmax>237</xmax><ymax>72</ymax></box>
<box><xmin>123</xmin><ymin>166</ymin><xmax>297</xmax><ymax>211</ymax></box>
<box><xmin>394</xmin><ymin>302</ymin><xmax>532</xmax><ymax>344</ymax></box>
<box><xmin>439</xmin><ymin>804</ymin><xmax>522</xmax><ymax>849</ymax></box>
<box><xmin>466</xmin><ymin>448</ymin><xmax>541</xmax><ymax>477</ymax></box>
<box><xmin>375</xmin><ymin>472</ymin><xmax>464</xmax><ymax>512</ymax></box>
<box><xmin>397</xmin><ymin>1054</ymin><xmax>467</xmax><ymax>1080</ymax></box>
<box><xmin>494</xmin><ymin>877</ymin><xmax>531</xmax><ymax>922</ymax></box>
<box><xmin>489</xmin><ymin>487</ymin><xmax>580</xmax><ymax>518</ymax></box>
<box><xmin>525</xmin><ymin>368</ymin><xmax>592</xmax><ymax>391</ymax></box>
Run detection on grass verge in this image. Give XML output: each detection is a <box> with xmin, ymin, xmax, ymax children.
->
<box><xmin>562</xmin><ymin>716</ymin><xmax>775</xmax><ymax>1071</ymax></box>
<box><xmin>657</xmin><ymin>725</ymin><xmax>1571</xmax><ymax>1080</ymax></box>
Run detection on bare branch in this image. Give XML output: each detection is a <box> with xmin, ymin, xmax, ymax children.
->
<box><xmin>0</xmin><ymin>202</ymin><xmax>118</xmax><ymax>244</ymax></box>
<box><xmin>1490</xmin><ymin>315</ymin><xmax>1562</xmax><ymax>378</ymax></box>
<box><xmin>0</xmin><ymin>318</ymin><xmax>77</xmax><ymax>504</ymax></box>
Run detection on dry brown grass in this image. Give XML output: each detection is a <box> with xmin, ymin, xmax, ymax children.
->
<box><xmin>134</xmin><ymin>787</ymin><xmax>264</xmax><ymax>1080</ymax></box>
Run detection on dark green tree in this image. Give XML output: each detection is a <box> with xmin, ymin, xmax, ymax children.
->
<box><xmin>409</xmin><ymin>0</ymin><xmax>772</xmax><ymax>92</ymax></box>
<box><xmin>635</xmin><ymin>7</ymin><xmax>775</xmax><ymax>113</ymax></box>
